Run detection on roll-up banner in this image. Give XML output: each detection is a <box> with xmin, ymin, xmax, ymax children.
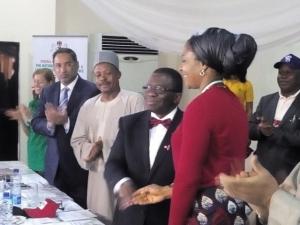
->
<box><xmin>32</xmin><ymin>35</ymin><xmax>88</xmax><ymax>79</ymax></box>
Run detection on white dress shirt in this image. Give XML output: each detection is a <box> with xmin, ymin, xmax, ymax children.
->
<box><xmin>60</xmin><ymin>75</ymin><xmax>78</xmax><ymax>133</ymax></box>
<box><xmin>149</xmin><ymin>108</ymin><xmax>177</xmax><ymax>168</ymax></box>
<box><xmin>274</xmin><ymin>89</ymin><xmax>300</xmax><ymax>121</ymax></box>
<box><xmin>47</xmin><ymin>75</ymin><xmax>79</xmax><ymax>134</ymax></box>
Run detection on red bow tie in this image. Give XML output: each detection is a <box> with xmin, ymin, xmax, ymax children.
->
<box><xmin>149</xmin><ymin>117</ymin><xmax>172</xmax><ymax>129</ymax></box>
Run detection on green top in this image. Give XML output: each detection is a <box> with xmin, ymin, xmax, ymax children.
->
<box><xmin>27</xmin><ymin>98</ymin><xmax>46</xmax><ymax>172</ymax></box>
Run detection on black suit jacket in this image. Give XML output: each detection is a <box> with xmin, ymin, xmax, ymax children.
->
<box><xmin>105</xmin><ymin>109</ymin><xmax>183</xmax><ymax>225</ymax></box>
<box><xmin>32</xmin><ymin>76</ymin><xmax>99</xmax><ymax>187</ymax></box>
<box><xmin>249</xmin><ymin>92</ymin><xmax>300</xmax><ymax>183</ymax></box>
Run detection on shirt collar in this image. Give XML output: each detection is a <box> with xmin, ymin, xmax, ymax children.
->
<box><xmin>201</xmin><ymin>80</ymin><xmax>224</xmax><ymax>94</ymax></box>
<box><xmin>151</xmin><ymin>107</ymin><xmax>178</xmax><ymax>120</ymax></box>
<box><xmin>279</xmin><ymin>88</ymin><xmax>300</xmax><ymax>99</ymax></box>
<box><xmin>60</xmin><ymin>75</ymin><xmax>79</xmax><ymax>91</ymax></box>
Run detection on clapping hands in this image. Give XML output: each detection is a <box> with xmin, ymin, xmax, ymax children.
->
<box><xmin>257</xmin><ymin>116</ymin><xmax>273</xmax><ymax>136</ymax></box>
<box><xmin>219</xmin><ymin>156</ymin><xmax>279</xmax><ymax>221</ymax></box>
<box><xmin>45</xmin><ymin>103</ymin><xmax>68</xmax><ymax>125</ymax></box>
<box><xmin>5</xmin><ymin>104</ymin><xmax>31</xmax><ymax>122</ymax></box>
<box><xmin>84</xmin><ymin>138</ymin><xmax>103</xmax><ymax>162</ymax></box>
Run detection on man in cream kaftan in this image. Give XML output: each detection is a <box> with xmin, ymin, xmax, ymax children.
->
<box><xmin>71</xmin><ymin>50</ymin><xmax>144</xmax><ymax>220</ymax></box>
<box><xmin>71</xmin><ymin>89</ymin><xmax>144</xmax><ymax>219</ymax></box>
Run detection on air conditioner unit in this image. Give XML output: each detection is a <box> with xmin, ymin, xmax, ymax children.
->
<box><xmin>89</xmin><ymin>34</ymin><xmax>159</xmax><ymax>94</ymax></box>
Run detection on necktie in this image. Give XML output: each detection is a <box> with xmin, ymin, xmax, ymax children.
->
<box><xmin>59</xmin><ymin>87</ymin><xmax>69</xmax><ymax>109</ymax></box>
<box><xmin>149</xmin><ymin>117</ymin><xmax>172</xmax><ymax>129</ymax></box>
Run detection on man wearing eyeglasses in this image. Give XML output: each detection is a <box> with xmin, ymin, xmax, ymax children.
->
<box><xmin>105</xmin><ymin>67</ymin><xmax>183</xmax><ymax>225</ymax></box>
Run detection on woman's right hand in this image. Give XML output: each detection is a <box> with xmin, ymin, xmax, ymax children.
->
<box><xmin>131</xmin><ymin>184</ymin><xmax>172</xmax><ymax>205</ymax></box>
<box><xmin>5</xmin><ymin>108</ymin><xmax>21</xmax><ymax>120</ymax></box>
<box><xmin>5</xmin><ymin>104</ymin><xmax>31</xmax><ymax>122</ymax></box>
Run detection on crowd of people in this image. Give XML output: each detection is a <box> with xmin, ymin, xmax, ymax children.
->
<box><xmin>2</xmin><ymin>26</ymin><xmax>300</xmax><ymax>225</ymax></box>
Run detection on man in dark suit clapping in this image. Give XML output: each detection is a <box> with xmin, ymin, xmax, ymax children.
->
<box><xmin>32</xmin><ymin>48</ymin><xmax>99</xmax><ymax>208</ymax></box>
<box><xmin>105</xmin><ymin>68</ymin><xmax>183</xmax><ymax>225</ymax></box>
<box><xmin>249</xmin><ymin>54</ymin><xmax>300</xmax><ymax>184</ymax></box>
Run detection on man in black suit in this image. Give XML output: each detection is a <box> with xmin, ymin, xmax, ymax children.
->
<box><xmin>249</xmin><ymin>53</ymin><xmax>300</xmax><ymax>183</ymax></box>
<box><xmin>32</xmin><ymin>48</ymin><xmax>99</xmax><ymax>208</ymax></box>
<box><xmin>104</xmin><ymin>67</ymin><xmax>183</xmax><ymax>225</ymax></box>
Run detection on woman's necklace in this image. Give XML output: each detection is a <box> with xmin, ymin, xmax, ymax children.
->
<box><xmin>201</xmin><ymin>80</ymin><xmax>224</xmax><ymax>94</ymax></box>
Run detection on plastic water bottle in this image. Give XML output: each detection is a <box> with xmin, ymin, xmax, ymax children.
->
<box><xmin>11</xmin><ymin>168</ymin><xmax>22</xmax><ymax>206</ymax></box>
<box><xmin>0</xmin><ymin>178</ymin><xmax>5</xmax><ymax>225</ymax></box>
<box><xmin>2</xmin><ymin>180</ymin><xmax>13</xmax><ymax>225</ymax></box>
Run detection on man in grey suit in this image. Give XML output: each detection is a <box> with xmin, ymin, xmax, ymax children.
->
<box><xmin>105</xmin><ymin>68</ymin><xmax>183</xmax><ymax>225</ymax></box>
<box><xmin>249</xmin><ymin>53</ymin><xmax>300</xmax><ymax>183</ymax></box>
<box><xmin>32</xmin><ymin>48</ymin><xmax>99</xmax><ymax>208</ymax></box>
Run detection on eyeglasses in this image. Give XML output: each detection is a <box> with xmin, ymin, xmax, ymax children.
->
<box><xmin>142</xmin><ymin>85</ymin><xmax>177</xmax><ymax>95</ymax></box>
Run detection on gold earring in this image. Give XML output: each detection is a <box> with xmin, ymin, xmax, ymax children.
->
<box><xmin>199</xmin><ymin>69</ymin><xmax>205</xmax><ymax>77</ymax></box>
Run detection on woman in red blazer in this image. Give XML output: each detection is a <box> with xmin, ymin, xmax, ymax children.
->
<box><xmin>132</xmin><ymin>27</ymin><xmax>257</xmax><ymax>225</ymax></box>
<box><xmin>169</xmin><ymin>28</ymin><xmax>257</xmax><ymax>225</ymax></box>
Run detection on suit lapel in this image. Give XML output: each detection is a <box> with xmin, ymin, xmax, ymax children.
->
<box><xmin>53</xmin><ymin>83</ymin><xmax>60</xmax><ymax>106</ymax></box>
<box><xmin>66</xmin><ymin>76</ymin><xmax>82</xmax><ymax>113</ymax></box>
<box><xmin>149</xmin><ymin>109</ymin><xmax>183</xmax><ymax>179</ymax></box>
<box><xmin>135</xmin><ymin>111</ymin><xmax>151</xmax><ymax>172</ymax></box>
<box><xmin>267</xmin><ymin>94</ymin><xmax>279</xmax><ymax>122</ymax></box>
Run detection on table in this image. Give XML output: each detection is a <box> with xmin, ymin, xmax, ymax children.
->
<box><xmin>0</xmin><ymin>161</ymin><xmax>106</xmax><ymax>225</ymax></box>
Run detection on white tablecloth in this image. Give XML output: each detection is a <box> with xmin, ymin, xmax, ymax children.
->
<box><xmin>0</xmin><ymin>161</ymin><xmax>105</xmax><ymax>225</ymax></box>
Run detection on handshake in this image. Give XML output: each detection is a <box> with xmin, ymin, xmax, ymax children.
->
<box><xmin>117</xmin><ymin>180</ymin><xmax>172</xmax><ymax>210</ymax></box>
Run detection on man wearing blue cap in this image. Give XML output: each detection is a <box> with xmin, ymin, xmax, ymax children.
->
<box><xmin>249</xmin><ymin>53</ymin><xmax>300</xmax><ymax>184</ymax></box>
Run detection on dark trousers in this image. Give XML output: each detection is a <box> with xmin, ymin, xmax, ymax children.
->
<box><xmin>54</xmin><ymin>166</ymin><xmax>87</xmax><ymax>209</ymax></box>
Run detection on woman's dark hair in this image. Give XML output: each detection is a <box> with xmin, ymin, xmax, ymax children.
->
<box><xmin>33</xmin><ymin>68</ymin><xmax>55</xmax><ymax>83</ymax></box>
<box><xmin>230</xmin><ymin>33</ymin><xmax>257</xmax><ymax>82</ymax></box>
<box><xmin>32</xmin><ymin>68</ymin><xmax>55</xmax><ymax>99</ymax></box>
<box><xmin>153</xmin><ymin>67</ymin><xmax>183</xmax><ymax>93</ymax></box>
<box><xmin>187</xmin><ymin>27</ymin><xmax>257</xmax><ymax>82</ymax></box>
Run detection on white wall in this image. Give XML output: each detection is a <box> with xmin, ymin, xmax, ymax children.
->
<box><xmin>0</xmin><ymin>0</ymin><xmax>56</xmax><ymax>162</ymax></box>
